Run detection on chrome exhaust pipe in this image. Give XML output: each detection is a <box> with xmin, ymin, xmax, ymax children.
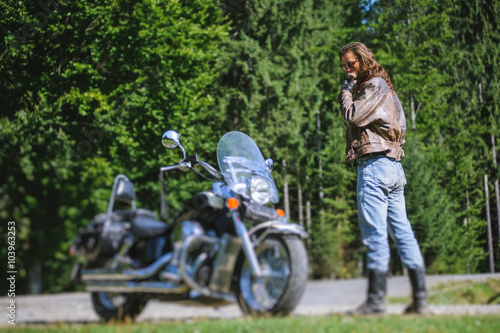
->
<box><xmin>85</xmin><ymin>280</ymin><xmax>236</xmax><ymax>303</ymax></box>
<box><xmin>85</xmin><ymin>280</ymin><xmax>189</xmax><ymax>293</ymax></box>
<box><xmin>81</xmin><ymin>252</ymin><xmax>173</xmax><ymax>282</ymax></box>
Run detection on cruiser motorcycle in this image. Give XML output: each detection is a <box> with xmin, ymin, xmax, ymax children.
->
<box><xmin>71</xmin><ymin>130</ymin><xmax>308</xmax><ymax>321</ymax></box>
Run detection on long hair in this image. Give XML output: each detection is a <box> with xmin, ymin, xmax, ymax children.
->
<box><xmin>339</xmin><ymin>42</ymin><xmax>394</xmax><ymax>91</ymax></box>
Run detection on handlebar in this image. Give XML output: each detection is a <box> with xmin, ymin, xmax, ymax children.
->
<box><xmin>159</xmin><ymin>157</ymin><xmax>222</xmax><ymax>220</ymax></box>
<box><xmin>197</xmin><ymin>161</ymin><xmax>222</xmax><ymax>180</ymax></box>
<box><xmin>160</xmin><ymin>161</ymin><xmax>192</xmax><ymax>173</ymax></box>
<box><xmin>160</xmin><ymin>156</ymin><xmax>222</xmax><ymax>180</ymax></box>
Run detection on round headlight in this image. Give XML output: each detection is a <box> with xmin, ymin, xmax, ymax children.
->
<box><xmin>248</xmin><ymin>176</ymin><xmax>272</xmax><ymax>205</ymax></box>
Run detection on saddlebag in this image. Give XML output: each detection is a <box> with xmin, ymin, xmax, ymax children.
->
<box><xmin>75</xmin><ymin>209</ymin><xmax>157</xmax><ymax>261</ymax></box>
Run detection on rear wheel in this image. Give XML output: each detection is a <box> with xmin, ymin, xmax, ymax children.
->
<box><xmin>235</xmin><ymin>235</ymin><xmax>308</xmax><ymax>316</ymax></box>
<box><xmin>91</xmin><ymin>291</ymin><xmax>147</xmax><ymax>322</ymax></box>
<box><xmin>88</xmin><ymin>260</ymin><xmax>148</xmax><ymax>322</ymax></box>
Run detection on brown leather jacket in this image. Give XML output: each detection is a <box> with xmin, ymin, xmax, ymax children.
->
<box><xmin>338</xmin><ymin>77</ymin><xmax>406</xmax><ymax>162</ymax></box>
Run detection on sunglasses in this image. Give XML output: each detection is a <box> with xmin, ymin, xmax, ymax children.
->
<box><xmin>342</xmin><ymin>59</ymin><xmax>359</xmax><ymax>70</ymax></box>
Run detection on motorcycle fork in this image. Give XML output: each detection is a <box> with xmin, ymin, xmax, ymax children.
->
<box><xmin>230</xmin><ymin>210</ymin><xmax>263</xmax><ymax>277</ymax></box>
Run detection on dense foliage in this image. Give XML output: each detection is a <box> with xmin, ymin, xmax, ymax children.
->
<box><xmin>1</xmin><ymin>0</ymin><xmax>499</xmax><ymax>294</ymax></box>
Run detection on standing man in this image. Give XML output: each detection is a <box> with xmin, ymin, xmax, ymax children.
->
<box><xmin>338</xmin><ymin>42</ymin><xmax>428</xmax><ymax>315</ymax></box>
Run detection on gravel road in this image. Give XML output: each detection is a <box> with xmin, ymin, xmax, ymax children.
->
<box><xmin>2</xmin><ymin>273</ymin><xmax>500</xmax><ymax>326</ymax></box>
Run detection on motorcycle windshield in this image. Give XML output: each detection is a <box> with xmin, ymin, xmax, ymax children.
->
<box><xmin>217</xmin><ymin>131</ymin><xmax>279</xmax><ymax>204</ymax></box>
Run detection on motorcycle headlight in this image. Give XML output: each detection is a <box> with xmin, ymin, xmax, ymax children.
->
<box><xmin>247</xmin><ymin>176</ymin><xmax>272</xmax><ymax>205</ymax></box>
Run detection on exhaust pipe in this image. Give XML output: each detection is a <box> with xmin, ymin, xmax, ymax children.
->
<box><xmin>86</xmin><ymin>280</ymin><xmax>236</xmax><ymax>303</ymax></box>
<box><xmin>85</xmin><ymin>280</ymin><xmax>189</xmax><ymax>294</ymax></box>
<box><xmin>81</xmin><ymin>252</ymin><xmax>173</xmax><ymax>282</ymax></box>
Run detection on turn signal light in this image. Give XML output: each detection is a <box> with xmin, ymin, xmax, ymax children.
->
<box><xmin>227</xmin><ymin>197</ymin><xmax>240</xmax><ymax>210</ymax></box>
<box><xmin>276</xmin><ymin>209</ymin><xmax>286</xmax><ymax>217</ymax></box>
<box><xmin>69</xmin><ymin>245</ymin><xmax>76</xmax><ymax>257</ymax></box>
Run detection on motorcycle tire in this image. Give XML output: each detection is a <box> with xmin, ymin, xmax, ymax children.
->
<box><xmin>91</xmin><ymin>291</ymin><xmax>147</xmax><ymax>322</ymax></box>
<box><xmin>235</xmin><ymin>235</ymin><xmax>308</xmax><ymax>316</ymax></box>
<box><xmin>87</xmin><ymin>260</ymin><xmax>148</xmax><ymax>322</ymax></box>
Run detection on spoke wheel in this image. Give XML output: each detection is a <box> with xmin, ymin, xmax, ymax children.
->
<box><xmin>88</xmin><ymin>261</ymin><xmax>148</xmax><ymax>322</ymax></box>
<box><xmin>91</xmin><ymin>291</ymin><xmax>146</xmax><ymax>322</ymax></box>
<box><xmin>236</xmin><ymin>235</ymin><xmax>308</xmax><ymax>316</ymax></box>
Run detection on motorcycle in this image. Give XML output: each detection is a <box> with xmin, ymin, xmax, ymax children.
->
<box><xmin>70</xmin><ymin>130</ymin><xmax>309</xmax><ymax>321</ymax></box>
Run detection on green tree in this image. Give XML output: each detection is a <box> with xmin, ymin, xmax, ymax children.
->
<box><xmin>0</xmin><ymin>0</ymin><xmax>230</xmax><ymax>294</ymax></box>
<box><xmin>361</xmin><ymin>0</ymin><xmax>498</xmax><ymax>272</ymax></box>
<box><xmin>218</xmin><ymin>0</ymin><xmax>364</xmax><ymax>278</ymax></box>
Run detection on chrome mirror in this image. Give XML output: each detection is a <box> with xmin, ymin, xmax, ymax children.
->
<box><xmin>162</xmin><ymin>130</ymin><xmax>180</xmax><ymax>149</ymax></box>
<box><xmin>265</xmin><ymin>158</ymin><xmax>274</xmax><ymax>171</ymax></box>
<box><xmin>162</xmin><ymin>130</ymin><xmax>186</xmax><ymax>159</ymax></box>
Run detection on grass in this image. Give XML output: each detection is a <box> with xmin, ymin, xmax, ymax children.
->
<box><xmin>5</xmin><ymin>278</ymin><xmax>500</xmax><ymax>332</ymax></box>
<box><xmin>387</xmin><ymin>277</ymin><xmax>500</xmax><ymax>305</ymax></box>
<box><xmin>428</xmin><ymin>278</ymin><xmax>500</xmax><ymax>305</ymax></box>
<box><xmin>4</xmin><ymin>315</ymin><xmax>500</xmax><ymax>333</ymax></box>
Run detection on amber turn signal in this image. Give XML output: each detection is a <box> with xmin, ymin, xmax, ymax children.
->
<box><xmin>227</xmin><ymin>197</ymin><xmax>239</xmax><ymax>210</ymax></box>
<box><xmin>69</xmin><ymin>245</ymin><xmax>76</xmax><ymax>257</ymax></box>
<box><xmin>276</xmin><ymin>209</ymin><xmax>286</xmax><ymax>217</ymax></box>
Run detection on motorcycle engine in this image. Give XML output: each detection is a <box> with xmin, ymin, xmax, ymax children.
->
<box><xmin>169</xmin><ymin>220</ymin><xmax>218</xmax><ymax>287</ymax></box>
<box><xmin>170</xmin><ymin>220</ymin><xmax>204</xmax><ymax>245</ymax></box>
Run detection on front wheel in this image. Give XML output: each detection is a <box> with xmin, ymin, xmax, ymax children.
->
<box><xmin>235</xmin><ymin>235</ymin><xmax>308</xmax><ymax>316</ymax></box>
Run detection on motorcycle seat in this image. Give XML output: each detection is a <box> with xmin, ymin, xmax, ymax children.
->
<box><xmin>134</xmin><ymin>208</ymin><xmax>158</xmax><ymax>219</ymax></box>
<box><xmin>131</xmin><ymin>215</ymin><xmax>169</xmax><ymax>239</ymax></box>
<box><xmin>94</xmin><ymin>208</ymin><xmax>158</xmax><ymax>223</ymax></box>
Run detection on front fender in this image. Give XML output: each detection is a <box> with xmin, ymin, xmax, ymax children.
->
<box><xmin>248</xmin><ymin>221</ymin><xmax>308</xmax><ymax>244</ymax></box>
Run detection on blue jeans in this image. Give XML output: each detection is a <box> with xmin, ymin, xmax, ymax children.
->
<box><xmin>357</xmin><ymin>155</ymin><xmax>424</xmax><ymax>272</ymax></box>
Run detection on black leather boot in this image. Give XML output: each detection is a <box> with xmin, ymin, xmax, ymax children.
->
<box><xmin>350</xmin><ymin>270</ymin><xmax>387</xmax><ymax>315</ymax></box>
<box><xmin>404</xmin><ymin>268</ymin><xmax>429</xmax><ymax>314</ymax></box>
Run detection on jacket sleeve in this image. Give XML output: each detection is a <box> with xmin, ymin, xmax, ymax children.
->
<box><xmin>393</xmin><ymin>93</ymin><xmax>407</xmax><ymax>141</ymax></box>
<box><xmin>338</xmin><ymin>80</ymin><xmax>386</xmax><ymax>128</ymax></box>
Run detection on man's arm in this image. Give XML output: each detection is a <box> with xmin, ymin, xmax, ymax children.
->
<box><xmin>338</xmin><ymin>80</ymin><xmax>387</xmax><ymax>128</ymax></box>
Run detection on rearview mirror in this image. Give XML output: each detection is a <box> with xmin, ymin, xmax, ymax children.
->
<box><xmin>265</xmin><ymin>158</ymin><xmax>273</xmax><ymax>171</ymax></box>
<box><xmin>162</xmin><ymin>130</ymin><xmax>180</xmax><ymax>149</ymax></box>
<box><xmin>161</xmin><ymin>130</ymin><xmax>186</xmax><ymax>159</ymax></box>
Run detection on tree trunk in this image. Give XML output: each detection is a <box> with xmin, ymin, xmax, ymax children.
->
<box><xmin>28</xmin><ymin>260</ymin><xmax>43</xmax><ymax>294</ymax></box>
<box><xmin>306</xmin><ymin>200</ymin><xmax>312</xmax><ymax>249</ymax></box>
<box><xmin>484</xmin><ymin>174</ymin><xmax>495</xmax><ymax>273</ymax></box>
<box><xmin>496</xmin><ymin>180</ymin><xmax>500</xmax><ymax>247</ymax></box>
<box><xmin>491</xmin><ymin>135</ymin><xmax>500</xmax><ymax>247</ymax></box>
<box><xmin>282</xmin><ymin>159</ymin><xmax>290</xmax><ymax>217</ymax></box>
<box><xmin>317</xmin><ymin>110</ymin><xmax>324</xmax><ymax>229</ymax></box>
<box><xmin>298</xmin><ymin>186</ymin><xmax>304</xmax><ymax>227</ymax></box>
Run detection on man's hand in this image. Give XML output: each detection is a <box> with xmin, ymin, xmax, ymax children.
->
<box><xmin>341</xmin><ymin>79</ymin><xmax>356</xmax><ymax>92</ymax></box>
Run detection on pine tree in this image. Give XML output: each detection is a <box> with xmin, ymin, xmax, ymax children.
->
<box><xmin>0</xmin><ymin>0</ymin><xmax>230</xmax><ymax>293</ymax></box>
<box><xmin>361</xmin><ymin>0</ymin><xmax>499</xmax><ymax>272</ymax></box>
<box><xmin>218</xmin><ymin>0</ymin><xmax>364</xmax><ymax>277</ymax></box>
